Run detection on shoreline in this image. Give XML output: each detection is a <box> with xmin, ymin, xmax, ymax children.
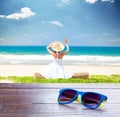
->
<box><xmin>0</xmin><ymin>54</ymin><xmax>120</xmax><ymax>66</ymax></box>
<box><xmin>0</xmin><ymin>64</ymin><xmax>120</xmax><ymax>76</ymax></box>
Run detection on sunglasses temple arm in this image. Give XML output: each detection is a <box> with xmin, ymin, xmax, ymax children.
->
<box><xmin>99</xmin><ymin>100</ymin><xmax>107</xmax><ymax>108</ymax></box>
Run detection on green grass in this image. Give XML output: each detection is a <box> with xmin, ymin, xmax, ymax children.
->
<box><xmin>0</xmin><ymin>74</ymin><xmax>120</xmax><ymax>83</ymax></box>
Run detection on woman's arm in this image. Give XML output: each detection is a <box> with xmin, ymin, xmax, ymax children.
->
<box><xmin>63</xmin><ymin>38</ymin><xmax>69</xmax><ymax>55</ymax></box>
<box><xmin>46</xmin><ymin>44</ymin><xmax>56</xmax><ymax>56</ymax></box>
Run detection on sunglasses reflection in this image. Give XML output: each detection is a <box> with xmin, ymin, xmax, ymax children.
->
<box><xmin>58</xmin><ymin>104</ymin><xmax>79</xmax><ymax>110</ymax></box>
<box><xmin>58</xmin><ymin>103</ymin><xmax>107</xmax><ymax>112</ymax></box>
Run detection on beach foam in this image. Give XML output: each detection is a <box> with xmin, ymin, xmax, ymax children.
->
<box><xmin>0</xmin><ymin>54</ymin><xmax>120</xmax><ymax>66</ymax></box>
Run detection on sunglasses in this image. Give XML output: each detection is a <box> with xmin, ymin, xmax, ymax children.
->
<box><xmin>58</xmin><ymin>88</ymin><xmax>107</xmax><ymax>109</ymax></box>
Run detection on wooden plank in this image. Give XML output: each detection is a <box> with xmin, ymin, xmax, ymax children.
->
<box><xmin>0</xmin><ymin>103</ymin><xmax>120</xmax><ymax>117</ymax></box>
<box><xmin>0</xmin><ymin>89</ymin><xmax>120</xmax><ymax>103</ymax></box>
<box><xmin>0</xmin><ymin>83</ymin><xmax>120</xmax><ymax>89</ymax></box>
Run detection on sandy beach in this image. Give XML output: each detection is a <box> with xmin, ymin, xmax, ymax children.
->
<box><xmin>0</xmin><ymin>65</ymin><xmax>120</xmax><ymax>76</ymax></box>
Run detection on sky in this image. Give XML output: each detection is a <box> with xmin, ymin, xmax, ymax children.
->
<box><xmin>0</xmin><ymin>0</ymin><xmax>120</xmax><ymax>46</ymax></box>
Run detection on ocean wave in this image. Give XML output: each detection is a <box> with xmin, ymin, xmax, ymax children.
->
<box><xmin>0</xmin><ymin>54</ymin><xmax>120</xmax><ymax>66</ymax></box>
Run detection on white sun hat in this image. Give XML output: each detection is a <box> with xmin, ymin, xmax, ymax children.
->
<box><xmin>50</xmin><ymin>41</ymin><xmax>65</xmax><ymax>52</ymax></box>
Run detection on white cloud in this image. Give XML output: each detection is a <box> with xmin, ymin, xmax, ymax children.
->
<box><xmin>0</xmin><ymin>38</ymin><xmax>5</xmax><ymax>41</ymax></box>
<box><xmin>0</xmin><ymin>7</ymin><xmax>35</xmax><ymax>20</ymax></box>
<box><xmin>49</xmin><ymin>20</ymin><xmax>64</xmax><ymax>27</ymax></box>
<box><xmin>86</xmin><ymin>0</ymin><xmax>98</xmax><ymax>4</ymax></box>
<box><xmin>109</xmin><ymin>38</ymin><xmax>120</xmax><ymax>42</ymax></box>
<box><xmin>85</xmin><ymin>0</ymin><xmax>115</xmax><ymax>4</ymax></box>
<box><xmin>58</xmin><ymin>0</ymin><xmax>71</xmax><ymax>7</ymax></box>
<box><xmin>61</xmin><ymin>0</ymin><xmax>71</xmax><ymax>4</ymax></box>
<box><xmin>101</xmin><ymin>0</ymin><xmax>115</xmax><ymax>3</ymax></box>
<box><xmin>103</xmin><ymin>32</ymin><xmax>112</xmax><ymax>36</ymax></box>
<box><xmin>73</xmin><ymin>33</ymin><xmax>90</xmax><ymax>39</ymax></box>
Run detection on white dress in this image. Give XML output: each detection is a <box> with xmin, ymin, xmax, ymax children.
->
<box><xmin>41</xmin><ymin>58</ymin><xmax>73</xmax><ymax>79</ymax></box>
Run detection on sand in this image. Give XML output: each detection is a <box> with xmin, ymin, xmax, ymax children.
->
<box><xmin>0</xmin><ymin>65</ymin><xmax>120</xmax><ymax>76</ymax></box>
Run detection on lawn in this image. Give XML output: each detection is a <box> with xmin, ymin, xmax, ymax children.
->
<box><xmin>0</xmin><ymin>74</ymin><xmax>120</xmax><ymax>83</ymax></box>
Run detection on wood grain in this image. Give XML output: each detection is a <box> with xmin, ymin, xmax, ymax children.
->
<box><xmin>0</xmin><ymin>83</ymin><xmax>119</xmax><ymax>117</ymax></box>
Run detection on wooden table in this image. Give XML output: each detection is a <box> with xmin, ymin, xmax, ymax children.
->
<box><xmin>0</xmin><ymin>83</ymin><xmax>120</xmax><ymax>117</ymax></box>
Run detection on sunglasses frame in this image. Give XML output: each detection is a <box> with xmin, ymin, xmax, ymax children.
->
<box><xmin>58</xmin><ymin>88</ymin><xmax>107</xmax><ymax>109</ymax></box>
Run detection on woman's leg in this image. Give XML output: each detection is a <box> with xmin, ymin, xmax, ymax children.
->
<box><xmin>34</xmin><ymin>72</ymin><xmax>45</xmax><ymax>79</ymax></box>
<box><xmin>72</xmin><ymin>72</ymin><xmax>89</xmax><ymax>79</ymax></box>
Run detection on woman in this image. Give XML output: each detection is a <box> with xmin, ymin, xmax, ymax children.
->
<box><xmin>34</xmin><ymin>38</ymin><xmax>89</xmax><ymax>79</ymax></box>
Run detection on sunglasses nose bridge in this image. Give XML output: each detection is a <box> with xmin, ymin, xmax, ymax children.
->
<box><xmin>76</xmin><ymin>95</ymin><xmax>81</xmax><ymax>103</ymax></box>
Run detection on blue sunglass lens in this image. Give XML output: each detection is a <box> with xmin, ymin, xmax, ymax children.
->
<box><xmin>82</xmin><ymin>93</ymin><xmax>101</xmax><ymax>108</ymax></box>
<box><xmin>59</xmin><ymin>89</ymin><xmax>77</xmax><ymax>103</ymax></box>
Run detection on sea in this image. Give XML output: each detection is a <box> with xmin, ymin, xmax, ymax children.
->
<box><xmin>0</xmin><ymin>46</ymin><xmax>120</xmax><ymax>66</ymax></box>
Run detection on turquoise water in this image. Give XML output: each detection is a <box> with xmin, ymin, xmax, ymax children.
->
<box><xmin>0</xmin><ymin>46</ymin><xmax>120</xmax><ymax>56</ymax></box>
<box><xmin>0</xmin><ymin>46</ymin><xmax>120</xmax><ymax>65</ymax></box>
